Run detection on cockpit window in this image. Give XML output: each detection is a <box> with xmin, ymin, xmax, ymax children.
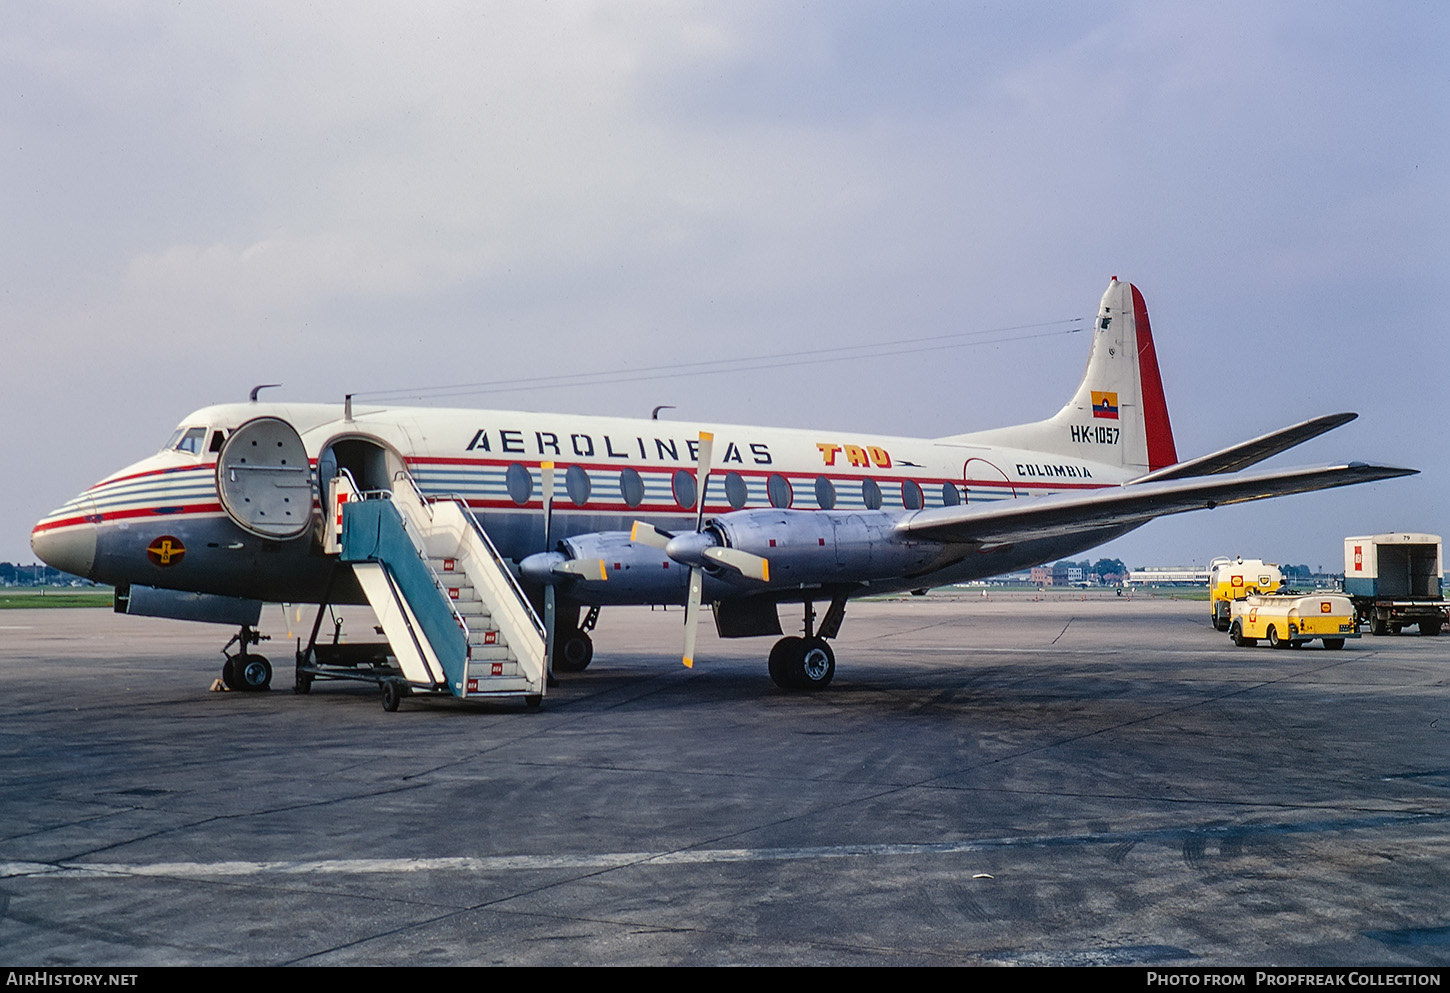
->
<box><xmin>209</xmin><ymin>430</ymin><xmax>227</xmax><ymax>453</ymax></box>
<box><xmin>173</xmin><ymin>427</ymin><xmax>207</xmax><ymax>455</ymax></box>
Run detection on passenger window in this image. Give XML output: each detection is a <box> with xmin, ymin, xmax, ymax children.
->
<box><xmin>901</xmin><ymin>480</ymin><xmax>923</xmax><ymax>510</ymax></box>
<box><xmin>767</xmin><ymin>473</ymin><xmax>793</xmax><ymax>509</ymax></box>
<box><xmin>506</xmin><ymin>463</ymin><xmax>533</xmax><ymax>505</ymax></box>
<box><xmin>566</xmin><ymin>465</ymin><xmax>591</xmax><ymax>506</ymax></box>
<box><xmin>672</xmin><ymin>469</ymin><xmax>697</xmax><ymax>510</ymax></box>
<box><xmin>619</xmin><ymin>468</ymin><xmax>645</xmax><ymax>508</ymax></box>
<box><xmin>814</xmin><ymin>476</ymin><xmax>836</xmax><ymax>510</ymax></box>
<box><xmin>724</xmin><ymin>471</ymin><xmax>748</xmax><ymax>510</ymax></box>
<box><xmin>861</xmin><ymin>478</ymin><xmax>882</xmax><ymax>510</ymax></box>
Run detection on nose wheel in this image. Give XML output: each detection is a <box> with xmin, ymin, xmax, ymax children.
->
<box><xmin>221</xmin><ymin>625</ymin><xmax>272</xmax><ymax>692</ymax></box>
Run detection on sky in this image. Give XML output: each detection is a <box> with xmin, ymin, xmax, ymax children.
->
<box><xmin>3</xmin><ymin>0</ymin><xmax>1446</xmax><ymax>572</ymax></box>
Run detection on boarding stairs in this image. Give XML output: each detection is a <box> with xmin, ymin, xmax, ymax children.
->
<box><xmin>326</xmin><ymin>470</ymin><xmax>547</xmax><ymax>705</ymax></box>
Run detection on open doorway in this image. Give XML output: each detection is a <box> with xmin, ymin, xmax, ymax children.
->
<box><xmin>318</xmin><ymin>436</ymin><xmax>407</xmax><ymax>495</ymax></box>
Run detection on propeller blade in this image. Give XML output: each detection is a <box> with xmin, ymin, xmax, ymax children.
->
<box><xmin>540</xmin><ymin>461</ymin><xmax>555</xmax><ymax>549</ymax></box>
<box><xmin>682</xmin><ymin>565</ymin><xmax>704</xmax><ymax>668</ymax></box>
<box><xmin>543</xmin><ymin>583</ymin><xmax>557</xmax><ymax>680</ymax></box>
<box><xmin>693</xmin><ymin>431</ymin><xmax>714</xmax><ymax>533</ymax></box>
<box><xmin>702</xmin><ymin>545</ymin><xmax>770</xmax><ymax>582</ymax></box>
<box><xmin>556</xmin><ymin>558</ymin><xmax>608</xmax><ymax>581</ymax></box>
<box><xmin>631</xmin><ymin>520</ymin><xmax>674</xmax><ymax>549</ymax></box>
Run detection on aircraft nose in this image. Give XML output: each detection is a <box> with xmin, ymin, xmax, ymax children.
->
<box><xmin>31</xmin><ymin>519</ymin><xmax>98</xmax><ymax>580</ymax></box>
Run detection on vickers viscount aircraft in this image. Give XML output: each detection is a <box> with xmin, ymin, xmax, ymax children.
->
<box><xmin>31</xmin><ymin>278</ymin><xmax>1413</xmax><ymax>706</ymax></box>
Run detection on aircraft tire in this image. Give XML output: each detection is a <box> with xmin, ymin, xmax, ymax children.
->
<box><xmin>768</xmin><ymin>637</ymin><xmax>804</xmax><ymax>689</ymax></box>
<box><xmin>236</xmin><ymin>655</ymin><xmax>272</xmax><ymax>691</ymax></box>
<box><xmin>794</xmin><ymin>638</ymin><xmax>836</xmax><ymax>691</ymax></box>
<box><xmin>553</xmin><ymin>631</ymin><xmax>594</xmax><ymax>673</ymax></box>
<box><xmin>1322</xmin><ymin>638</ymin><xmax>1345</xmax><ymax>650</ymax></box>
<box><xmin>222</xmin><ymin>657</ymin><xmax>241</xmax><ymax>690</ymax></box>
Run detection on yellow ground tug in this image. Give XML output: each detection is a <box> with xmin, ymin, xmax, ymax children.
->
<box><xmin>1228</xmin><ymin>592</ymin><xmax>1359</xmax><ymax>649</ymax></box>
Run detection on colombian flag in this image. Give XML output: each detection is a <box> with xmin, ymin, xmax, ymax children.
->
<box><xmin>1091</xmin><ymin>391</ymin><xmax>1119</xmax><ymax>419</ymax></box>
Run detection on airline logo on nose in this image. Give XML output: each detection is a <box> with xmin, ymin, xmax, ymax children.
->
<box><xmin>147</xmin><ymin>536</ymin><xmax>186</xmax><ymax>567</ymax></box>
<box><xmin>1091</xmin><ymin>391</ymin><xmax>1119</xmax><ymax>419</ymax></box>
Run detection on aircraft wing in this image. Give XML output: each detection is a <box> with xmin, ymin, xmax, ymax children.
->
<box><xmin>897</xmin><ymin>462</ymin><xmax>1416</xmax><ymax>546</ymax></box>
<box><xmin>1129</xmin><ymin>413</ymin><xmax>1357</xmax><ymax>483</ymax></box>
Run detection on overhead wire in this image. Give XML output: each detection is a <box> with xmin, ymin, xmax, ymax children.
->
<box><xmin>350</xmin><ymin>317</ymin><xmax>1084</xmax><ymax>404</ymax></box>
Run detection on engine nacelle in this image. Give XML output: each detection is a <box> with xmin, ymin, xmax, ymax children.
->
<box><xmin>522</xmin><ymin>509</ymin><xmax>960</xmax><ymax>605</ymax></box>
<box><xmin>710</xmin><ymin>508</ymin><xmax>958</xmax><ymax>586</ymax></box>
<box><xmin>531</xmin><ymin>531</ymin><xmax>692</xmax><ymax>604</ymax></box>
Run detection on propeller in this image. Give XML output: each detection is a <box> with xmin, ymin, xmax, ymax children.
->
<box><xmin>540</xmin><ymin>462</ymin><xmax>558</xmax><ymax>680</ymax></box>
<box><xmin>631</xmin><ymin>431</ymin><xmax>769</xmax><ymax>667</ymax></box>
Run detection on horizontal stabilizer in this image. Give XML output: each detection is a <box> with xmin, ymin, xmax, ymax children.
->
<box><xmin>898</xmin><ymin>462</ymin><xmax>1416</xmax><ymax>546</ymax></box>
<box><xmin>1131</xmin><ymin>412</ymin><xmax>1358</xmax><ymax>483</ymax></box>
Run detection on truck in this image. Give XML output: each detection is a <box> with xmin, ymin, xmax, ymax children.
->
<box><xmin>1207</xmin><ymin>557</ymin><xmax>1284</xmax><ymax>631</ymax></box>
<box><xmin>1343</xmin><ymin>533</ymin><xmax>1445</xmax><ymax>636</ymax></box>
<box><xmin>1228</xmin><ymin>592</ymin><xmax>1359</xmax><ymax>649</ymax></box>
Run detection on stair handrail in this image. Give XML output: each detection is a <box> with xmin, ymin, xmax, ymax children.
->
<box><xmin>392</xmin><ymin>471</ymin><xmax>545</xmax><ymax>640</ymax></box>
<box><xmin>373</xmin><ymin>472</ymin><xmax>472</xmax><ymax>649</ymax></box>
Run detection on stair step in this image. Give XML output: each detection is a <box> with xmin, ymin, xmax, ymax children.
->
<box><xmin>468</xmin><ymin>629</ymin><xmax>509</xmax><ymax>648</ymax></box>
<box><xmin>467</xmin><ymin>645</ymin><xmax>515</xmax><ymax>663</ymax></box>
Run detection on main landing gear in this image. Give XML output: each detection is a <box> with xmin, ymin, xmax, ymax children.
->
<box><xmin>768</xmin><ymin>596</ymin><xmax>846</xmax><ymax>691</ymax></box>
<box><xmin>220</xmin><ymin>624</ymin><xmax>272</xmax><ymax>692</ymax></box>
<box><xmin>552</xmin><ymin>605</ymin><xmax>600</xmax><ymax>674</ymax></box>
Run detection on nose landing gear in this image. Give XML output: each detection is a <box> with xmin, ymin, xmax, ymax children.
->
<box><xmin>221</xmin><ymin>625</ymin><xmax>272</xmax><ymax>692</ymax></box>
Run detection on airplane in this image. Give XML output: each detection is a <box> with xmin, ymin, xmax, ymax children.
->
<box><xmin>30</xmin><ymin>277</ymin><xmax>1414</xmax><ymax>703</ymax></box>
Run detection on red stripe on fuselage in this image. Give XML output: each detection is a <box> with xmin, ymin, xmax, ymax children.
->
<box><xmin>32</xmin><ymin>503</ymin><xmax>225</xmax><ymax>535</ymax></box>
<box><xmin>85</xmin><ymin>462</ymin><xmax>218</xmax><ymax>492</ymax></box>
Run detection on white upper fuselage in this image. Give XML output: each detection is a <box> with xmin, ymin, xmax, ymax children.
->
<box><xmin>36</xmin><ymin>400</ymin><xmax>1129</xmax><ymax>555</ymax></box>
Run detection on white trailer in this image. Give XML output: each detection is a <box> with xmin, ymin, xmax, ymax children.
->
<box><xmin>1343</xmin><ymin>533</ymin><xmax>1445</xmax><ymax>636</ymax></box>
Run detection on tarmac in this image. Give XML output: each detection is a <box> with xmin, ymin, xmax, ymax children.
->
<box><xmin>0</xmin><ymin>592</ymin><xmax>1447</xmax><ymax>966</ymax></box>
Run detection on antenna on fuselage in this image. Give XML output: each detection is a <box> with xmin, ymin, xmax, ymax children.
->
<box><xmin>651</xmin><ymin>405</ymin><xmax>675</xmax><ymax>420</ymax></box>
<box><xmin>249</xmin><ymin>383</ymin><xmax>282</xmax><ymax>402</ymax></box>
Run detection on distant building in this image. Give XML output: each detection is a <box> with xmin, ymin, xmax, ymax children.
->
<box><xmin>1030</xmin><ymin>563</ymin><xmax>1088</xmax><ymax>586</ymax></box>
<box><xmin>1127</xmin><ymin>567</ymin><xmax>1211</xmax><ymax>586</ymax></box>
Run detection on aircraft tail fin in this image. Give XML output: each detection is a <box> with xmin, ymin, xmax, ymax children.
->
<box><xmin>940</xmin><ymin>277</ymin><xmax>1179</xmax><ymax>473</ymax></box>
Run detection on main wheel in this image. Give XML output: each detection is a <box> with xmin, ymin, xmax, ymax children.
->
<box><xmin>794</xmin><ymin>638</ymin><xmax>836</xmax><ymax>690</ymax></box>
<box><xmin>235</xmin><ymin>655</ymin><xmax>272</xmax><ymax>691</ymax></box>
<box><xmin>222</xmin><ymin>657</ymin><xmax>240</xmax><ymax>690</ymax></box>
<box><xmin>1322</xmin><ymin>638</ymin><xmax>1345</xmax><ymax>650</ymax></box>
<box><xmin>1267</xmin><ymin>626</ymin><xmax>1290</xmax><ymax>650</ymax></box>
<box><xmin>768</xmin><ymin>637</ymin><xmax>803</xmax><ymax>689</ymax></box>
<box><xmin>553</xmin><ymin>631</ymin><xmax>594</xmax><ymax>673</ymax></box>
